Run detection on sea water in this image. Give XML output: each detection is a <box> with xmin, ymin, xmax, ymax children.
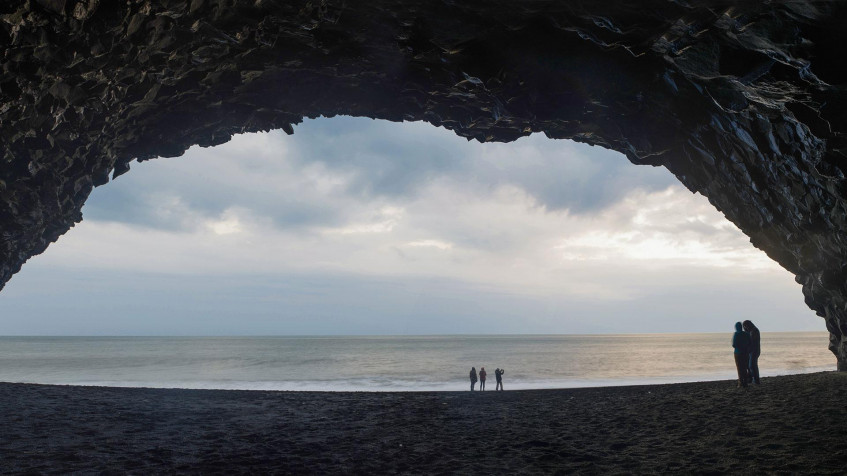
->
<box><xmin>0</xmin><ymin>333</ymin><xmax>834</xmax><ymax>392</ymax></box>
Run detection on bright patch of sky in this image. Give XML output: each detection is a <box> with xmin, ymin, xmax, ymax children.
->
<box><xmin>0</xmin><ymin>117</ymin><xmax>820</xmax><ymax>335</ymax></box>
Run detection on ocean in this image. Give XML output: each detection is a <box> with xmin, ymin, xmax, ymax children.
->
<box><xmin>0</xmin><ymin>333</ymin><xmax>834</xmax><ymax>392</ymax></box>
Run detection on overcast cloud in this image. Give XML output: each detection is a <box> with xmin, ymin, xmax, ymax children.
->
<box><xmin>0</xmin><ymin>117</ymin><xmax>822</xmax><ymax>335</ymax></box>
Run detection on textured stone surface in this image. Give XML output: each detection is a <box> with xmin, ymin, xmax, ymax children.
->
<box><xmin>1</xmin><ymin>1</ymin><xmax>846</xmax><ymax>365</ymax></box>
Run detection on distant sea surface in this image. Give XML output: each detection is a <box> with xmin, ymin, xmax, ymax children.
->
<box><xmin>0</xmin><ymin>333</ymin><xmax>834</xmax><ymax>392</ymax></box>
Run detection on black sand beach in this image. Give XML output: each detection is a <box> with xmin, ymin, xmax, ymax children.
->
<box><xmin>2</xmin><ymin>372</ymin><xmax>847</xmax><ymax>474</ymax></box>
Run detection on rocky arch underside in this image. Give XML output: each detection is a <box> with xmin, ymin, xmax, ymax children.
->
<box><xmin>2</xmin><ymin>0</ymin><xmax>847</xmax><ymax>367</ymax></box>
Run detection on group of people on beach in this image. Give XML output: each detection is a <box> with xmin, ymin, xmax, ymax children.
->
<box><xmin>469</xmin><ymin>367</ymin><xmax>504</xmax><ymax>391</ymax></box>
<box><xmin>468</xmin><ymin>322</ymin><xmax>761</xmax><ymax>392</ymax></box>
<box><xmin>732</xmin><ymin>320</ymin><xmax>761</xmax><ymax>387</ymax></box>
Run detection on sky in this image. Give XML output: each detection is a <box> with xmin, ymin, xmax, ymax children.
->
<box><xmin>0</xmin><ymin>116</ymin><xmax>824</xmax><ymax>335</ymax></box>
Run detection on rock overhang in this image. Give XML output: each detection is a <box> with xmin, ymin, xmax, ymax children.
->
<box><xmin>2</xmin><ymin>0</ymin><xmax>847</xmax><ymax>366</ymax></box>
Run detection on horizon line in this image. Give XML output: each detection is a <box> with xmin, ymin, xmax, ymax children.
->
<box><xmin>0</xmin><ymin>330</ymin><xmax>828</xmax><ymax>338</ymax></box>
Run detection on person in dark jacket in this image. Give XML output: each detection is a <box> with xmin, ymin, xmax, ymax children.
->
<box><xmin>494</xmin><ymin>368</ymin><xmax>504</xmax><ymax>391</ymax></box>
<box><xmin>732</xmin><ymin>321</ymin><xmax>751</xmax><ymax>387</ymax></box>
<box><xmin>479</xmin><ymin>367</ymin><xmax>487</xmax><ymax>391</ymax></box>
<box><xmin>743</xmin><ymin>320</ymin><xmax>761</xmax><ymax>384</ymax></box>
<box><xmin>469</xmin><ymin>367</ymin><xmax>478</xmax><ymax>391</ymax></box>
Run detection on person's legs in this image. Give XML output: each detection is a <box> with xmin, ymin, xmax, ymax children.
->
<box><xmin>734</xmin><ymin>353</ymin><xmax>748</xmax><ymax>387</ymax></box>
<box><xmin>747</xmin><ymin>354</ymin><xmax>753</xmax><ymax>383</ymax></box>
<box><xmin>750</xmin><ymin>352</ymin><xmax>760</xmax><ymax>384</ymax></box>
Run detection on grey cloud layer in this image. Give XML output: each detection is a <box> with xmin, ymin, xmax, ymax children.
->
<box><xmin>83</xmin><ymin>116</ymin><xmax>675</xmax><ymax>231</ymax></box>
<box><xmin>291</xmin><ymin>117</ymin><xmax>676</xmax><ymax>212</ymax></box>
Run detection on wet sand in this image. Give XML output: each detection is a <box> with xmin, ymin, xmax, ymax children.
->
<box><xmin>1</xmin><ymin>372</ymin><xmax>846</xmax><ymax>474</ymax></box>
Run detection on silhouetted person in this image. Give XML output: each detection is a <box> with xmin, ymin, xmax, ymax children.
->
<box><xmin>495</xmin><ymin>368</ymin><xmax>504</xmax><ymax>391</ymax></box>
<box><xmin>470</xmin><ymin>367</ymin><xmax>477</xmax><ymax>391</ymax></box>
<box><xmin>479</xmin><ymin>367</ymin><xmax>487</xmax><ymax>391</ymax></box>
<box><xmin>743</xmin><ymin>320</ymin><xmax>761</xmax><ymax>384</ymax></box>
<box><xmin>732</xmin><ymin>321</ymin><xmax>751</xmax><ymax>388</ymax></box>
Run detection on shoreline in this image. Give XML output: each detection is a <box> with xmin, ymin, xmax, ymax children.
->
<box><xmin>2</xmin><ymin>372</ymin><xmax>847</xmax><ymax>473</ymax></box>
<box><xmin>0</xmin><ymin>364</ymin><xmax>835</xmax><ymax>393</ymax></box>
<box><xmin>0</xmin><ymin>367</ymin><xmax>835</xmax><ymax>393</ymax></box>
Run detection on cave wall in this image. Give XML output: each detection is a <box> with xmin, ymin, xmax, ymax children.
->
<box><xmin>2</xmin><ymin>0</ymin><xmax>847</xmax><ymax>366</ymax></box>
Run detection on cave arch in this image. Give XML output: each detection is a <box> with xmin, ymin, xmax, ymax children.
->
<box><xmin>2</xmin><ymin>0</ymin><xmax>847</xmax><ymax>366</ymax></box>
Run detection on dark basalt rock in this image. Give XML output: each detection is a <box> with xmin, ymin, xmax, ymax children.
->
<box><xmin>2</xmin><ymin>1</ymin><xmax>847</xmax><ymax>366</ymax></box>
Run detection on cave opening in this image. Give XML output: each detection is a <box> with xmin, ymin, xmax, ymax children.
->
<box><xmin>0</xmin><ymin>117</ymin><xmax>823</xmax><ymax>342</ymax></box>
